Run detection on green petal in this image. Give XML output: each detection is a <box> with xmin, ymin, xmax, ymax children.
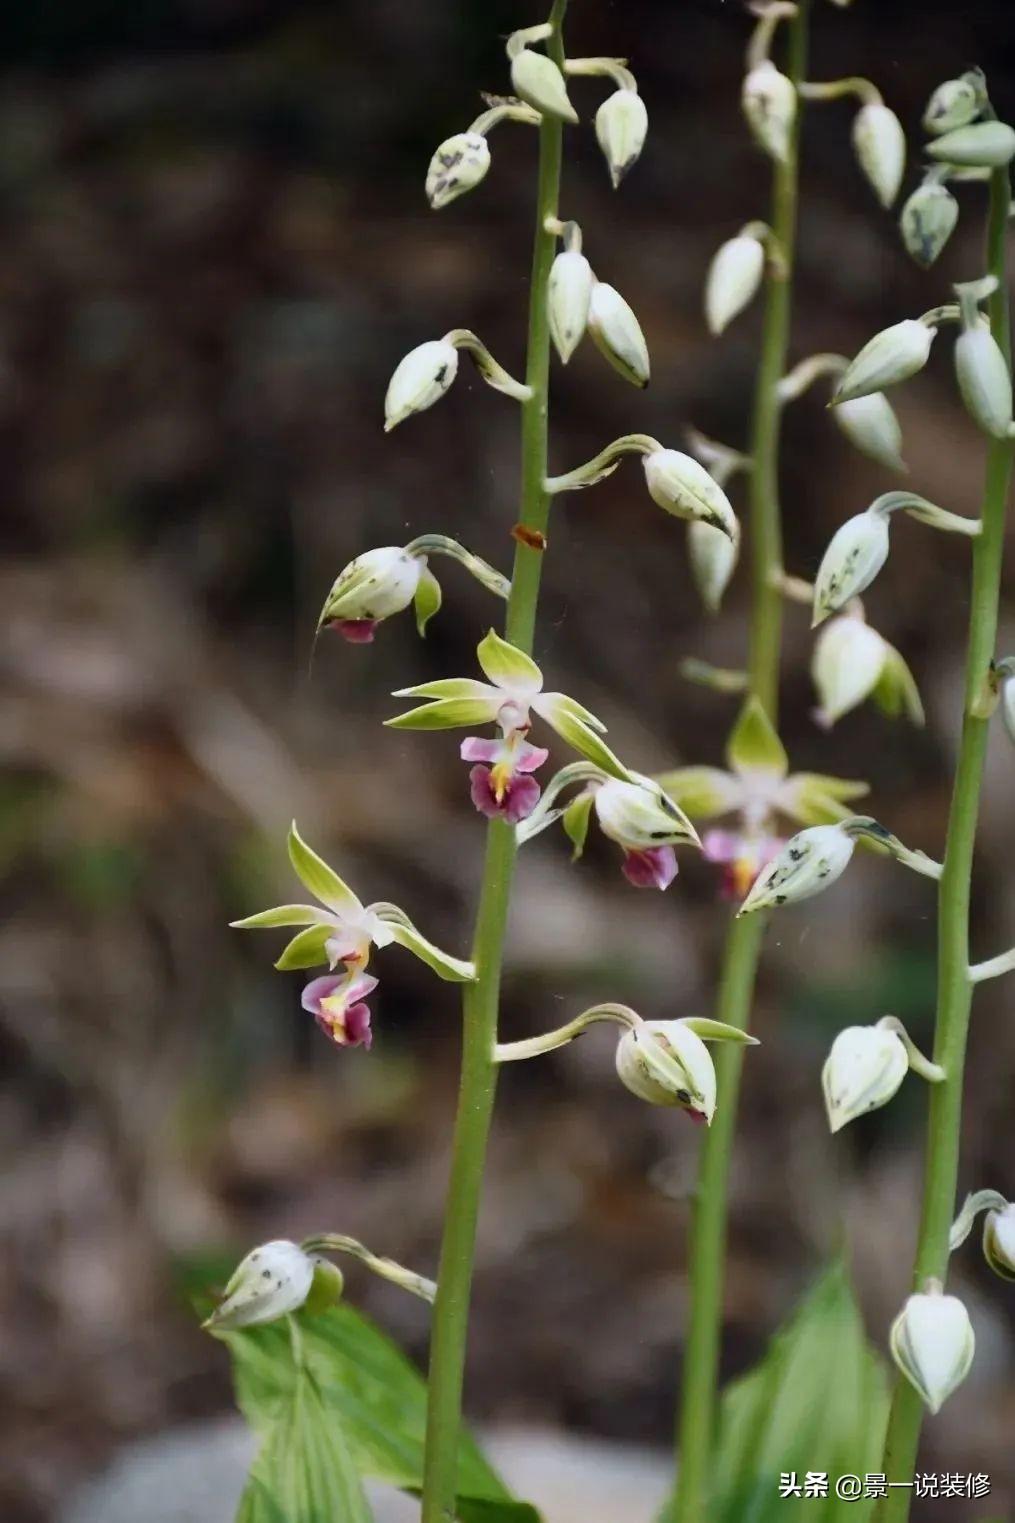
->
<box><xmin>372</xmin><ymin>906</ymin><xmax>475</xmax><ymax>982</ymax></box>
<box><xmin>539</xmin><ymin>700</ymin><xmax>630</xmax><ymax>780</ymax></box>
<box><xmin>533</xmin><ymin>690</ymin><xmax>607</xmax><ymax>733</ymax></box>
<box><xmin>414</xmin><ymin>567</ymin><xmax>442</xmax><ymax>637</ymax></box>
<box><xmin>778</xmin><ymin>773</ymin><xmax>871</xmax><ymax>827</ymax></box>
<box><xmin>391</xmin><ymin>678</ymin><xmax>495</xmax><ymax>700</ymax></box>
<box><xmin>653</xmin><ymin>766</ymin><xmax>743</xmax><ymax>819</ymax></box>
<box><xmin>385</xmin><ymin>697</ymin><xmax>502</xmax><ymax>730</ymax></box>
<box><xmin>873</xmin><ymin>646</ymin><xmax>925</xmax><ymax>726</ymax></box>
<box><xmin>726</xmin><ymin>695</ymin><xmax>788</xmax><ymax>778</ymax></box>
<box><xmin>288</xmin><ymin>823</ymin><xmax>362</xmax><ymax>915</ymax></box>
<box><xmin>476</xmin><ymin>629</ymin><xmax>543</xmax><ymax>694</ymax></box>
<box><xmin>679</xmin><ymin>1017</ymin><xmax>760</xmax><ymax>1045</ymax></box>
<box><xmin>562</xmin><ymin>791</ymin><xmax>595</xmax><ymax>860</ymax></box>
<box><xmin>230</xmin><ymin>904</ymin><xmax>331</xmax><ymax>930</ymax></box>
<box><xmin>274</xmin><ymin>924</ymin><xmax>333</xmax><ymax>970</ymax></box>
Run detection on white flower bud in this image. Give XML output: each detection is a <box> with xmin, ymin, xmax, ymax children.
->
<box><xmin>983</xmin><ymin>1205</ymin><xmax>1015</xmax><ymax>1281</ymax></box>
<box><xmin>822</xmin><ymin>1023</ymin><xmax>909</xmax><ymax>1132</ymax></box>
<box><xmin>384</xmin><ymin>339</ymin><xmax>459</xmax><ymax>431</ymax></box>
<box><xmin>812</xmin><ymin>615</ymin><xmax>889</xmax><ymax>727</ymax></box>
<box><xmin>688</xmin><ymin>519</ymin><xmax>739</xmax><ymax>611</ymax></box>
<box><xmin>742</xmin><ymin>62</ymin><xmax>797</xmax><ymax>164</ymax></box>
<box><xmin>593</xmin><ymin>777</ymin><xmax>699</xmax><ymax>849</ymax></box>
<box><xmin>812</xmin><ymin>510</ymin><xmax>891</xmax><ymax>623</ymax></box>
<box><xmin>927</xmin><ymin>121</ymin><xmax>1015</xmax><ymax>168</ymax></box>
<box><xmin>899</xmin><ymin>182</ymin><xmax>959</xmax><ymax>269</ymax></box>
<box><xmin>643</xmin><ymin>449</ymin><xmax>738</xmax><ymax>539</ymax></box>
<box><xmin>206</xmin><ymin>1240</ymin><xmax>316</xmax><ymax>1331</ymax></box>
<box><xmin>890</xmin><ymin>1288</ymin><xmax>975</xmax><ymax>1414</ymax></box>
<box><xmin>738</xmin><ymin>824</ymin><xmax>856</xmax><ymax>915</ymax></box>
<box><xmin>587</xmin><ymin>282</ymin><xmax>650</xmax><ymax>387</ymax></box>
<box><xmin>425</xmin><ymin>132</ymin><xmax>491</xmax><ymax>211</ymax></box>
<box><xmin>834</xmin><ymin>392</ymin><xmax>906</xmax><ymax>472</ymax></box>
<box><xmin>705</xmin><ymin>234</ymin><xmax>765</xmax><ymax>335</ymax></box>
<box><xmin>511</xmin><ymin>49</ymin><xmax>578</xmax><ymax>124</ymax></box>
<box><xmin>833</xmin><ymin>320</ymin><xmax>935</xmax><ymax>404</ymax></box>
<box><xmin>924</xmin><ymin>77</ymin><xmax>981</xmax><ymax>135</ymax></box>
<box><xmin>852</xmin><ymin>103</ymin><xmax>906</xmax><ymax>208</ymax></box>
<box><xmin>615</xmin><ymin>1019</ymin><xmax>717</xmax><ymax>1121</ymax></box>
<box><xmin>955</xmin><ymin>323</ymin><xmax>1013</xmax><ymax>439</ymax></box>
<box><xmin>1000</xmin><ymin>672</ymin><xmax>1015</xmax><ymax>747</ymax></box>
<box><xmin>595</xmin><ymin>88</ymin><xmax>648</xmax><ymax>188</ymax></box>
<box><xmin>321</xmin><ymin>547</ymin><xmax>423</xmax><ymax>626</ymax></box>
<box><xmin>547</xmin><ymin>250</ymin><xmax>594</xmax><ymax>363</ymax></box>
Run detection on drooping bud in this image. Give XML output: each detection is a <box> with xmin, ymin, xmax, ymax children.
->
<box><xmin>737</xmin><ymin>823</ymin><xmax>855</xmax><ymax>915</ymax></box>
<box><xmin>548</xmin><ymin>250</ymin><xmax>594</xmax><ymax>363</ymax></box>
<box><xmin>593</xmin><ymin>776</ymin><xmax>700</xmax><ymax>852</ymax></box>
<box><xmin>812</xmin><ymin>615</ymin><xmax>889</xmax><ymax>727</ymax></box>
<box><xmin>615</xmin><ymin>1019</ymin><xmax>717</xmax><ymax>1120</ymax></box>
<box><xmin>899</xmin><ymin>182</ymin><xmax>959</xmax><ymax>269</ymax></box>
<box><xmin>204</xmin><ymin>1240</ymin><xmax>317</xmax><ymax>1331</ymax></box>
<box><xmin>742</xmin><ymin>61</ymin><xmax>796</xmax><ymax>164</ymax></box>
<box><xmin>319</xmin><ymin>547</ymin><xmax>423</xmax><ymax>641</ymax></box>
<box><xmin>595</xmin><ymin>88</ymin><xmax>648</xmax><ymax>188</ymax></box>
<box><xmin>852</xmin><ymin>103</ymin><xmax>906</xmax><ymax>208</ymax></box>
<box><xmin>923</xmin><ymin>76</ymin><xmax>982</xmax><ymax>135</ymax></box>
<box><xmin>983</xmin><ymin>1204</ymin><xmax>1015</xmax><ymax>1281</ymax></box>
<box><xmin>834</xmin><ymin>392</ymin><xmax>906</xmax><ymax>472</ymax></box>
<box><xmin>511</xmin><ymin>48</ymin><xmax>578</xmax><ymax>124</ymax></box>
<box><xmin>587</xmin><ymin>282</ymin><xmax>650</xmax><ymax>387</ymax></box>
<box><xmin>832</xmin><ymin>320</ymin><xmax>935</xmax><ymax>405</ymax></box>
<box><xmin>812</xmin><ymin>509</ymin><xmax>891</xmax><ymax>624</ymax></box>
<box><xmin>688</xmin><ymin>519</ymin><xmax>740</xmax><ymax>611</ymax></box>
<box><xmin>384</xmin><ymin>338</ymin><xmax>458</xmax><ymax>431</ymax></box>
<box><xmin>822</xmin><ymin>1023</ymin><xmax>909</xmax><ymax>1132</ymax></box>
<box><xmin>955</xmin><ymin>321</ymin><xmax>1013</xmax><ymax>439</ymax></box>
<box><xmin>643</xmin><ymin>449</ymin><xmax>738</xmax><ymax>538</ymax></box>
<box><xmin>704</xmin><ymin>233</ymin><xmax>765</xmax><ymax>335</ymax></box>
<box><xmin>926</xmin><ymin>121</ymin><xmax>1015</xmax><ymax>168</ymax></box>
<box><xmin>425</xmin><ymin>132</ymin><xmax>491</xmax><ymax>211</ymax></box>
<box><xmin>890</xmin><ymin>1287</ymin><xmax>975</xmax><ymax>1414</ymax></box>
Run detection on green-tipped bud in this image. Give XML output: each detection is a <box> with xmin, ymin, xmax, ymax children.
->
<box><xmin>304</xmin><ymin>1258</ymin><xmax>346</xmax><ymax>1315</ymax></box>
<box><xmin>548</xmin><ymin>249</ymin><xmax>594</xmax><ymax>363</ymax></box>
<box><xmin>923</xmin><ymin>76</ymin><xmax>982</xmax><ymax>135</ymax></box>
<box><xmin>643</xmin><ymin>449</ymin><xmax>738</xmax><ymax>539</ymax></box>
<box><xmin>704</xmin><ymin>233</ymin><xmax>765</xmax><ymax>335</ymax></box>
<box><xmin>384</xmin><ymin>338</ymin><xmax>458</xmax><ymax>430</ymax></box>
<box><xmin>593</xmin><ymin>776</ymin><xmax>700</xmax><ymax>851</ymax></box>
<box><xmin>955</xmin><ymin>322</ymin><xmax>1013</xmax><ymax>439</ymax></box>
<box><xmin>737</xmin><ymin>823</ymin><xmax>856</xmax><ymax>915</ymax></box>
<box><xmin>204</xmin><ymin>1240</ymin><xmax>316</xmax><ymax>1331</ymax></box>
<box><xmin>812</xmin><ymin>615</ymin><xmax>891</xmax><ymax>727</ymax></box>
<box><xmin>983</xmin><ymin>1204</ymin><xmax>1015</xmax><ymax>1281</ymax></box>
<box><xmin>425</xmin><ymin>132</ymin><xmax>491</xmax><ymax>211</ymax></box>
<box><xmin>595</xmin><ymin>88</ymin><xmax>648</xmax><ymax>188</ymax></box>
<box><xmin>688</xmin><ymin>519</ymin><xmax>740</xmax><ymax>611</ymax></box>
<box><xmin>615</xmin><ymin>1019</ymin><xmax>717</xmax><ymax>1121</ymax></box>
<box><xmin>890</xmin><ymin>1287</ymin><xmax>975</xmax><ymax>1415</ymax></box>
<box><xmin>834</xmin><ymin>391</ymin><xmax>906</xmax><ymax>472</ymax></box>
<box><xmin>742</xmin><ymin>61</ymin><xmax>796</xmax><ymax>164</ymax></box>
<box><xmin>319</xmin><ymin>547</ymin><xmax>423</xmax><ymax>632</ymax></box>
<box><xmin>822</xmin><ymin>1023</ymin><xmax>908</xmax><ymax>1132</ymax></box>
<box><xmin>511</xmin><ymin>49</ymin><xmax>578</xmax><ymax>124</ymax></box>
<box><xmin>812</xmin><ymin>510</ymin><xmax>891</xmax><ymax>624</ymax></box>
<box><xmin>833</xmin><ymin>320</ymin><xmax>935</xmax><ymax>404</ymax></box>
<box><xmin>587</xmin><ymin>282</ymin><xmax>650</xmax><ymax>387</ymax></box>
<box><xmin>852</xmin><ymin>103</ymin><xmax>906</xmax><ymax>208</ymax></box>
<box><xmin>900</xmin><ymin>182</ymin><xmax>959</xmax><ymax>269</ymax></box>
<box><xmin>927</xmin><ymin>121</ymin><xmax>1015</xmax><ymax>168</ymax></box>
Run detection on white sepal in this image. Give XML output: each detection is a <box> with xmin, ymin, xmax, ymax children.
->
<box><xmin>548</xmin><ymin>250</ymin><xmax>594</xmax><ymax>363</ymax></box>
<box><xmin>425</xmin><ymin>132</ymin><xmax>491</xmax><ymax>210</ymax></box>
<box><xmin>812</xmin><ymin>510</ymin><xmax>891</xmax><ymax>624</ymax></box>
<box><xmin>737</xmin><ymin>824</ymin><xmax>855</xmax><ymax>915</ymax></box>
<box><xmin>984</xmin><ymin>1204</ymin><xmax>1015</xmax><ymax>1281</ymax></box>
<box><xmin>595</xmin><ymin>88</ymin><xmax>648</xmax><ymax>188</ymax></box>
<box><xmin>384</xmin><ymin>339</ymin><xmax>458</xmax><ymax>431</ymax></box>
<box><xmin>834</xmin><ymin>392</ymin><xmax>906</xmax><ymax>472</ymax></box>
<box><xmin>205</xmin><ymin>1240</ymin><xmax>316</xmax><ymax>1330</ymax></box>
<box><xmin>821</xmin><ymin>1023</ymin><xmax>908</xmax><ymax>1132</ymax></box>
<box><xmin>742</xmin><ymin>62</ymin><xmax>796</xmax><ymax>164</ymax></box>
<box><xmin>890</xmin><ymin>1288</ymin><xmax>975</xmax><ymax>1415</ymax></box>
<box><xmin>511</xmin><ymin>48</ymin><xmax>578</xmax><ymax>124</ymax></box>
<box><xmin>587</xmin><ymin>282</ymin><xmax>650</xmax><ymax>387</ymax></box>
<box><xmin>643</xmin><ymin>449</ymin><xmax>738</xmax><ymax>539</ymax></box>
<box><xmin>320</xmin><ymin>547</ymin><xmax>422</xmax><ymax>625</ymax></box>
<box><xmin>812</xmin><ymin>615</ymin><xmax>889</xmax><ymax>727</ymax></box>
<box><xmin>833</xmin><ymin>320</ymin><xmax>935</xmax><ymax>404</ymax></box>
<box><xmin>705</xmin><ymin>234</ymin><xmax>765</xmax><ymax>335</ymax></box>
<box><xmin>852</xmin><ymin>103</ymin><xmax>906</xmax><ymax>208</ymax></box>
<box><xmin>955</xmin><ymin>324</ymin><xmax>1013</xmax><ymax>439</ymax></box>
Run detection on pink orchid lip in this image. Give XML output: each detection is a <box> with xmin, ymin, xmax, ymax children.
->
<box><xmin>468</xmin><ymin>764</ymin><xmax>542</xmax><ymax>824</ymax></box>
<box><xmin>684</xmin><ymin>1107</ymin><xmax>707</xmax><ymax>1126</ymax></box>
<box><xmin>621</xmin><ymin>845</ymin><xmax>678</xmax><ymax>891</ymax></box>
<box><xmin>328</xmin><ymin>618</ymin><xmax>378</xmax><ymax>643</ymax></box>
<box><xmin>301</xmin><ymin>972</ymin><xmax>377</xmax><ymax>1049</ymax></box>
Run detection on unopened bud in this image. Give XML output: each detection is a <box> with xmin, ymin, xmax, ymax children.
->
<box><xmin>615</xmin><ymin>1019</ymin><xmax>716</xmax><ymax>1121</ymax></box>
<box><xmin>822</xmin><ymin>1023</ymin><xmax>908</xmax><ymax>1132</ymax></box>
<box><xmin>890</xmin><ymin>1287</ymin><xmax>975</xmax><ymax>1414</ymax></box>
<box><xmin>983</xmin><ymin>1204</ymin><xmax>1015</xmax><ymax>1281</ymax></box>
<box><xmin>593</xmin><ymin>776</ymin><xmax>699</xmax><ymax>850</ymax></box>
<box><xmin>834</xmin><ymin>391</ymin><xmax>906</xmax><ymax>472</ymax></box>
<box><xmin>924</xmin><ymin>76</ymin><xmax>982</xmax><ymax>135</ymax></box>
<box><xmin>812</xmin><ymin>510</ymin><xmax>891</xmax><ymax>624</ymax></box>
<box><xmin>1000</xmin><ymin>671</ymin><xmax>1015</xmax><ymax>747</ymax></box>
<box><xmin>320</xmin><ymin>547</ymin><xmax>423</xmax><ymax>639</ymax></box>
<box><xmin>812</xmin><ymin>615</ymin><xmax>889</xmax><ymax>727</ymax></box>
<box><xmin>548</xmin><ymin>250</ymin><xmax>594</xmax><ymax>363</ymax></box>
<box><xmin>511</xmin><ymin>49</ymin><xmax>578</xmax><ymax>124</ymax></box>
<box><xmin>833</xmin><ymin>320</ymin><xmax>935</xmax><ymax>404</ymax></box>
<box><xmin>384</xmin><ymin>338</ymin><xmax>458</xmax><ymax>431</ymax></box>
<box><xmin>688</xmin><ymin>519</ymin><xmax>740</xmax><ymax>611</ymax></box>
<box><xmin>927</xmin><ymin>121</ymin><xmax>1015</xmax><ymax>168</ymax></box>
<box><xmin>737</xmin><ymin>823</ymin><xmax>855</xmax><ymax>915</ymax></box>
<box><xmin>587</xmin><ymin>282</ymin><xmax>650</xmax><ymax>387</ymax></box>
<box><xmin>852</xmin><ymin>103</ymin><xmax>906</xmax><ymax>208</ymax></box>
<box><xmin>595</xmin><ymin>88</ymin><xmax>648</xmax><ymax>188</ymax></box>
<box><xmin>900</xmin><ymin>182</ymin><xmax>959</xmax><ymax>269</ymax></box>
<box><xmin>425</xmin><ymin>132</ymin><xmax>491</xmax><ymax>211</ymax></box>
<box><xmin>955</xmin><ymin>322</ymin><xmax>1013</xmax><ymax>439</ymax></box>
<box><xmin>643</xmin><ymin>449</ymin><xmax>737</xmax><ymax>539</ymax></box>
<box><xmin>205</xmin><ymin>1240</ymin><xmax>316</xmax><ymax>1331</ymax></box>
<box><xmin>705</xmin><ymin>234</ymin><xmax>765</xmax><ymax>335</ymax></box>
<box><xmin>742</xmin><ymin>62</ymin><xmax>796</xmax><ymax>164</ymax></box>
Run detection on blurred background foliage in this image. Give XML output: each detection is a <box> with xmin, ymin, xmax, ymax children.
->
<box><xmin>3</xmin><ymin>1</ymin><xmax>1015</xmax><ymax>1519</ymax></box>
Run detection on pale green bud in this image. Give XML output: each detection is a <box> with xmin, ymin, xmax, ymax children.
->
<box><xmin>320</xmin><ymin>547</ymin><xmax>422</xmax><ymax>626</ymax></box>
<box><xmin>384</xmin><ymin>338</ymin><xmax>458</xmax><ymax>431</ymax></box>
<box><xmin>742</xmin><ymin>61</ymin><xmax>796</xmax><ymax>164</ymax></box>
<box><xmin>927</xmin><ymin>121</ymin><xmax>1015</xmax><ymax>168</ymax></box>
<box><xmin>548</xmin><ymin>250</ymin><xmax>594</xmax><ymax>363</ymax></box>
<box><xmin>955</xmin><ymin>323</ymin><xmax>1013</xmax><ymax>438</ymax></box>
<box><xmin>587</xmin><ymin>281</ymin><xmax>650</xmax><ymax>387</ymax></box>
<box><xmin>595</xmin><ymin>88</ymin><xmax>648</xmax><ymax>188</ymax></box>
<box><xmin>205</xmin><ymin>1240</ymin><xmax>316</xmax><ymax>1331</ymax></box>
<box><xmin>812</xmin><ymin>615</ymin><xmax>889</xmax><ymax>727</ymax></box>
<box><xmin>643</xmin><ymin>449</ymin><xmax>737</xmax><ymax>538</ymax></box>
<box><xmin>1000</xmin><ymin>672</ymin><xmax>1015</xmax><ymax>747</ymax></box>
<box><xmin>983</xmin><ymin>1205</ymin><xmax>1015</xmax><ymax>1281</ymax></box>
<box><xmin>834</xmin><ymin>391</ymin><xmax>906</xmax><ymax>472</ymax></box>
<box><xmin>812</xmin><ymin>510</ymin><xmax>891</xmax><ymax>624</ymax></box>
<box><xmin>890</xmin><ymin>1288</ymin><xmax>975</xmax><ymax>1414</ymax></box>
<box><xmin>899</xmin><ymin>182</ymin><xmax>959</xmax><ymax>269</ymax></box>
<box><xmin>833</xmin><ymin>320</ymin><xmax>935</xmax><ymax>404</ymax></box>
<box><xmin>511</xmin><ymin>49</ymin><xmax>578</xmax><ymax>124</ymax></box>
<box><xmin>615</xmin><ymin>1019</ymin><xmax>717</xmax><ymax>1121</ymax></box>
<box><xmin>822</xmin><ymin>1023</ymin><xmax>908</xmax><ymax>1132</ymax></box>
<box><xmin>705</xmin><ymin>234</ymin><xmax>765</xmax><ymax>335</ymax></box>
<box><xmin>852</xmin><ymin>103</ymin><xmax>906</xmax><ymax>208</ymax></box>
<box><xmin>425</xmin><ymin>132</ymin><xmax>491</xmax><ymax>211</ymax></box>
<box><xmin>688</xmin><ymin>519</ymin><xmax>739</xmax><ymax>611</ymax></box>
<box><xmin>923</xmin><ymin>77</ymin><xmax>982</xmax><ymax>135</ymax></box>
<box><xmin>737</xmin><ymin>824</ymin><xmax>856</xmax><ymax>915</ymax></box>
<box><xmin>593</xmin><ymin>777</ymin><xmax>699</xmax><ymax>850</ymax></box>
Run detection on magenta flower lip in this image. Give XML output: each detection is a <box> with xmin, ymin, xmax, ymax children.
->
<box><xmin>330</xmin><ymin>618</ymin><xmax>378</xmax><ymax>643</ymax></box>
<box><xmin>621</xmin><ymin>845</ymin><xmax>678</xmax><ymax>890</ymax></box>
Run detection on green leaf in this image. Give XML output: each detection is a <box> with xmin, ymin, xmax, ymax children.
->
<box><xmin>414</xmin><ymin>567</ymin><xmax>443</xmax><ymax>637</ymax></box>
<box><xmin>288</xmin><ymin>823</ymin><xmax>362</xmax><ymax>916</ymax></box>
<box><xmin>476</xmin><ymin>629</ymin><xmax>543</xmax><ymax>693</ymax></box>
<box><xmin>563</xmin><ymin>791</ymin><xmax>594</xmax><ymax>859</ymax></box>
<box><xmin>654</xmin><ymin>766</ymin><xmax>742</xmax><ymax>820</ymax></box>
<box><xmin>456</xmin><ymin>1501</ymin><xmax>543</xmax><ymax>1523</ymax></box>
<box><xmin>274</xmin><ymin>924</ymin><xmax>333</xmax><ymax>971</ymax></box>
<box><xmin>726</xmin><ymin>696</ymin><xmax>788</xmax><ymax>779</ymax></box>
<box><xmin>386</xmin><ymin>698</ymin><xmax>502</xmax><ymax>731</ymax></box>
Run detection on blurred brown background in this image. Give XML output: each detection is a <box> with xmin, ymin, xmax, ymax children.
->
<box><xmin>3</xmin><ymin>1</ymin><xmax>1015</xmax><ymax>1519</ymax></box>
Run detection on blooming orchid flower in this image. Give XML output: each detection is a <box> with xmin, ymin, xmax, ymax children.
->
<box><xmin>656</xmin><ymin>696</ymin><xmax>869</xmax><ymax>901</ymax></box>
<box><xmin>231</xmin><ymin>824</ymin><xmax>475</xmax><ymax>1046</ymax></box>
<box><xmin>386</xmin><ymin>630</ymin><xmax>631</xmax><ymax>824</ymax></box>
<box><xmin>517</xmin><ymin>762</ymin><xmax>700</xmax><ymax>889</ymax></box>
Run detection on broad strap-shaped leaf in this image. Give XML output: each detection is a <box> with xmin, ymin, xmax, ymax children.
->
<box><xmin>371</xmin><ymin>903</ymin><xmax>475</xmax><ymax>982</ymax></box>
<box><xmin>726</xmin><ymin>695</ymin><xmax>788</xmax><ymax>779</ymax></box>
<box><xmin>288</xmin><ymin>823</ymin><xmax>363</xmax><ymax>916</ymax></box>
<box><xmin>476</xmin><ymin>629</ymin><xmax>543</xmax><ymax>694</ymax></box>
<box><xmin>274</xmin><ymin>924</ymin><xmax>333</xmax><ymax>972</ymax></box>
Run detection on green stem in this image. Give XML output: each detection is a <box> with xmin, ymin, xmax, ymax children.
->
<box><xmin>874</xmin><ymin>163</ymin><xmax>1013</xmax><ymax>1523</ymax></box>
<box><xmin>671</xmin><ymin>5</ymin><xmax>810</xmax><ymax>1519</ymax></box>
<box><xmin>419</xmin><ymin>7</ymin><xmax>567</xmax><ymax>1519</ymax></box>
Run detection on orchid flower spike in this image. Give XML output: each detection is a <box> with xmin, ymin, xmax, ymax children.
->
<box><xmin>657</xmin><ymin>697</ymin><xmax>868</xmax><ymax>902</ymax></box>
<box><xmin>387</xmin><ymin>629</ymin><xmax>629</xmax><ymax>824</ymax></box>
<box><xmin>737</xmin><ymin>815</ymin><xmax>941</xmax><ymax>917</ymax></box>
<box><xmin>316</xmin><ymin>535</ymin><xmax>510</xmax><ymax>645</ymax></box>
<box><xmin>811</xmin><ymin>612</ymin><xmax>923</xmax><ymax>729</ymax></box>
<box><xmin>517</xmin><ymin>761</ymin><xmax>701</xmax><ymax>890</ymax></box>
<box><xmin>231</xmin><ymin>823</ymin><xmax>475</xmax><ymax>1047</ymax></box>
<box><xmin>950</xmin><ymin>1190</ymin><xmax>1015</xmax><ymax>1282</ymax></box>
<box><xmin>384</xmin><ymin>329</ymin><xmax>530</xmax><ymax>431</ymax></box>
<box><xmin>890</xmin><ymin>1282</ymin><xmax>975</xmax><ymax>1415</ymax></box>
<box><xmin>822</xmin><ymin>1015</ymin><xmax>944</xmax><ymax>1133</ymax></box>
